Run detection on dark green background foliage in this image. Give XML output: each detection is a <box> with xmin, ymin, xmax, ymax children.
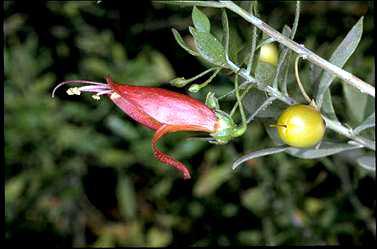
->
<box><xmin>4</xmin><ymin>1</ymin><xmax>375</xmax><ymax>246</ymax></box>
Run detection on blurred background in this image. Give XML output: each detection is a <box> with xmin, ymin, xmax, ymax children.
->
<box><xmin>4</xmin><ymin>1</ymin><xmax>375</xmax><ymax>246</ymax></box>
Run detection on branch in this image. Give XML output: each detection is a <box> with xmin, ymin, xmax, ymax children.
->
<box><xmin>162</xmin><ymin>0</ymin><xmax>375</xmax><ymax>151</ymax></box>
<box><xmin>219</xmin><ymin>0</ymin><xmax>375</xmax><ymax>98</ymax></box>
<box><xmin>157</xmin><ymin>1</ymin><xmax>226</xmax><ymax>8</ymax></box>
<box><xmin>225</xmin><ymin>58</ymin><xmax>375</xmax><ymax>151</ymax></box>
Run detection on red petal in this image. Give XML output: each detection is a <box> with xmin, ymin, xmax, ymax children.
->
<box><xmin>109</xmin><ymin>90</ymin><xmax>162</xmax><ymax>130</ymax></box>
<box><xmin>107</xmin><ymin>78</ymin><xmax>217</xmax><ymax>132</ymax></box>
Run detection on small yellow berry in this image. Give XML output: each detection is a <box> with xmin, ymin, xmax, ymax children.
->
<box><xmin>259</xmin><ymin>43</ymin><xmax>279</xmax><ymax>66</ymax></box>
<box><xmin>276</xmin><ymin>104</ymin><xmax>325</xmax><ymax>148</ymax></box>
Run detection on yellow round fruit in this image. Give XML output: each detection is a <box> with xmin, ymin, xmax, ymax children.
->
<box><xmin>276</xmin><ymin>104</ymin><xmax>325</xmax><ymax>148</ymax></box>
<box><xmin>259</xmin><ymin>43</ymin><xmax>278</xmax><ymax>66</ymax></box>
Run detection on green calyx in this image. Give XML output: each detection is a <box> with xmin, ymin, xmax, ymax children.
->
<box><xmin>209</xmin><ymin>110</ymin><xmax>246</xmax><ymax>144</ymax></box>
<box><xmin>208</xmin><ymin>70</ymin><xmax>247</xmax><ymax>144</ymax></box>
<box><xmin>210</xmin><ymin>110</ymin><xmax>235</xmax><ymax>144</ymax></box>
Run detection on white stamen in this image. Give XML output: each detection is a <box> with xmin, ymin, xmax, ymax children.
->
<box><xmin>92</xmin><ymin>95</ymin><xmax>101</xmax><ymax>100</ymax></box>
<box><xmin>110</xmin><ymin>92</ymin><xmax>121</xmax><ymax>99</ymax></box>
<box><xmin>67</xmin><ymin>87</ymin><xmax>81</xmax><ymax>95</ymax></box>
<box><xmin>97</xmin><ymin>90</ymin><xmax>113</xmax><ymax>96</ymax></box>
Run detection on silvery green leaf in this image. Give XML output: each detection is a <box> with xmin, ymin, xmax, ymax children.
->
<box><xmin>363</xmin><ymin>91</ymin><xmax>375</xmax><ymax>119</ymax></box>
<box><xmin>191</xmin><ymin>28</ymin><xmax>227</xmax><ymax>67</ymax></box>
<box><xmin>353</xmin><ymin>112</ymin><xmax>375</xmax><ymax>135</ymax></box>
<box><xmin>356</xmin><ymin>155</ymin><xmax>375</xmax><ymax>172</ymax></box>
<box><xmin>264</xmin><ymin>121</ymin><xmax>285</xmax><ymax>145</ymax></box>
<box><xmin>342</xmin><ymin>75</ymin><xmax>368</xmax><ymax>123</ymax></box>
<box><xmin>192</xmin><ymin>6</ymin><xmax>210</xmax><ymax>33</ymax></box>
<box><xmin>273</xmin><ymin>25</ymin><xmax>291</xmax><ymax>89</ymax></box>
<box><xmin>171</xmin><ymin>28</ymin><xmax>200</xmax><ymax>57</ymax></box>
<box><xmin>221</xmin><ymin>9</ymin><xmax>229</xmax><ymax>59</ymax></box>
<box><xmin>291</xmin><ymin>1</ymin><xmax>300</xmax><ymax>38</ymax></box>
<box><xmin>286</xmin><ymin>142</ymin><xmax>362</xmax><ymax>159</ymax></box>
<box><xmin>280</xmin><ymin>51</ymin><xmax>291</xmax><ymax>95</ymax></box>
<box><xmin>247</xmin><ymin>96</ymin><xmax>277</xmax><ymax>123</ymax></box>
<box><xmin>316</xmin><ymin>17</ymin><xmax>363</xmax><ymax>107</ymax></box>
<box><xmin>243</xmin><ymin>90</ymin><xmax>267</xmax><ymax>115</ymax></box>
<box><xmin>255</xmin><ymin>62</ymin><xmax>275</xmax><ymax>85</ymax></box>
<box><xmin>255</xmin><ymin>37</ymin><xmax>276</xmax><ymax>50</ymax></box>
<box><xmin>321</xmin><ymin>89</ymin><xmax>340</xmax><ymax>123</ymax></box>
<box><xmin>245</xmin><ymin>24</ymin><xmax>258</xmax><ymax>73</ymax></box>
<box><xmin>233</xmin><ymin>146</ymin><xmax>288</xmax><ymax>169</ymax></box>
<box><xmin>279</xmin><ymin>25</ymin><xmax>292</xmax><ymax>49</ymax></box>
<box><xmin>228</xmin><ymin>24</ymin><xmax>243</xmax><ymax>64</ymax></box>
<box><xmin>243</xmin><ymin>90</ymin><xmax>285</xmax><ymax>119</ymax></box>
<box><xmin>222</xmin><ymin>9</ymin><xmax>243</xmax><ymax>63</ymax></box>
<box><xmin>309</xmin><ymin>63</ymin><xmax>322</xmax><ymax>86</ymax></box>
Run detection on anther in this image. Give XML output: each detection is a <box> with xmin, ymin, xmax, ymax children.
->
<box><xmin>110</xmin><ymin>92</ymin><xmax>121</xmax><ymax>99</ymax></box>
<box><xmin>67</xmin><ymin>87</ymin><xmax>81</xmax><ymax>95</ymax></box>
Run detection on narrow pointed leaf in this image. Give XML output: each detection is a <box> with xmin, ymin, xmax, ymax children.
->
<box><xmin>342</xmin><ymin>79</ymin><xmax>368</xmax><ymax>123</ymax></box>
<box><xmin>221</xmin><ymin>9</ymin><xmax>229</xmax><ymax>59</ymax></box>
<box><xmin>321</xmin><ymin>89</ymin><xmax>340</xmax><ymax>123</ymax></box>
<box><xmin>191</xmin><ymin>28</ymin><xmax>227</xmax><ymax>67</ymax></box>
<box><xmin>353</xmin><ymin>112</ymin><xmax>375</xmax><ymax>135</ymax></box>
<box><xmin>228</xmin><ymin>24</ymin><xmax>243</xmax><ymax>63</ymax></box>
<box><xmin>264</xmin><ymin>121</ymin><xmax>285</xmax><ymax>146</ymax></box>
<box><xmin>316</xmin><ymin>17</ymin><xmax>363</xmax><ymax>107</ymax></box>
<box><xmin>233</xmin><ymin>146</ymin><xmax>288</xmax><ymax>169</ymax></box>
<box><xmin>171</xmin><ymin>28</ymin><xmax>200</xmax><ymax>57</ymax></box>
<box><xmin>309</xmin><ymin>63</ymin><xmax>322</xmax><ymax>87</ymax></box>
<box><xmin>274</xmin><ymin>25</ymin><xmax>292</xmax><ymax>89</ymax></box>
<box><xmin>280</xmin><ymin>51</ymin><xmax>291</xmax><ymax>95</ymax></box>
<box><xmin>255</xmin><ymin>62</ymin><xmax>275</xmax><ymax>85</ymax></box>
<box><xmin>356</xmin><ymin>155</ymin><xmax>375</xmax><ymax>172</ymax></box>
<box><xmin>291</xmin><ymin>1</ymin><xmax>300</xmax><ymax>39</ymax></box>
<box><xmin>286</xmin><ymin>142</ymin><xmax>362</xmax><ymax>159</ymax></box>
<box><xmin>192</xmin><ymin>6</ymin><xmax>210</xmax><ymax>33</ymax></box>
<box><xmin>255</xmin><ymin>37</ymin><xmax>276</xmax><ymax>51</ymax></box>
<box><xmin>363</xmin><ymin>91</ymin><xmax>375</xmax><ymax>120</ymax></box>
<box><xmin>279</xmin><ymin>25</ymin><xmax>292</xmax><ymax>49</ymax></box>
<box><xmin>243</xmin><ymin>90</ymin><xmax>284</xmax><ymax>119</ymax></box>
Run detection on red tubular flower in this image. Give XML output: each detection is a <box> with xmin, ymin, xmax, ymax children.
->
<box><xmin>52</xmin><ymin>76</ymin><xmax>245</xmax><ymax>179</ymax></box>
